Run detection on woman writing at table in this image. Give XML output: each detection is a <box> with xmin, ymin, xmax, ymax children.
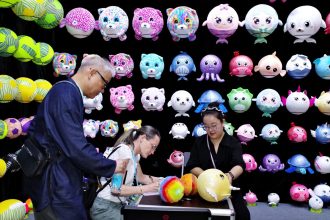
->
<box><xmin>186</xmin><ymin>102</ymin><xmax>250</xmax><ymax>220</ymax></box>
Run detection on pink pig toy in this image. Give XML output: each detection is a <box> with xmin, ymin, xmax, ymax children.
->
<box><xmin>229</xmin><ymin>51</ymin><xmax>254</xmax><ymax>77</ymax></box>
<box><xmin>167</xmin><ymin>150</ymin><xmax>184</xmax><ymax>168</ymax></box>
<box><xmin>290</xmin><ymin>182</ymin><xmax>309</xmax><ymax>202</ymax></box>
<box><xmin>109</xmin><ymin>85</ymin><xmax>135</xmax><ymax>114</ymax></box>
<box><xmin>244</xmin><ymin>190</ymin><xmax>258</xmax><ymax>206</ymax></box>
<box><xmin>243</xmin><ymin>154</ymin><xmax>258</xmax><ymax>172</ymax></box>
<box><xmin>287</xmin><ymin>122</ymin><xmax>307</xmax><ymax>143</ymax></box>
<box><xmin>133</xmin><ymin>7</ymin><xmax>164</xmax><ymax>41</ymax></box>
<box><xmin>109</xmin><ymin>53</ymin><xmax>134</xmax><ymax>79</ymax></box>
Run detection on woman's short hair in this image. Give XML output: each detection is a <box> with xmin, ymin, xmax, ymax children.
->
<box><xmin>201</xmin><ymin>102</ymin><xmax>225</xmax><ymax>122</ymax></box>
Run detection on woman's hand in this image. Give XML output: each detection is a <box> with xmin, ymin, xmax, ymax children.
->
<box><xmin>142</xmin><ymin>181</ymin><xmax>160</xmax><ymax>193</ymax></box>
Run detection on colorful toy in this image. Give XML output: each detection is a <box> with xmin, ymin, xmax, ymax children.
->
<box><xmin>308</xmin><ymin>189</ymin><xmax>323</xmax><ymax>213</ymax></box>
<box><xmin>254</xmin><ymin>52</ymin><xmax>286</xmax><ymax>78</ymax></box>
<box><xmin>19</xmin><ymin>116</ymin><xmax>34</xmax><ymax>136</ymax></box>
<box><xmin>83</xmin><ymin>92</ymin><xmax>103</xmax><ymax>114</ymax></box>
<box><xmin>0</xmin><ymin>0</ymin><xmax>19</xmax><ymax>8</ymax></box>
<box><xmin>60</xmin><ymin>7</ymin><xmax>98</xmax><ymax>38</ymax></box>
<box><xmin>253</xmin><ymin>88</ymin><xmax>281</xmax><ymax>117</ymax></box>
<box><xmin>313</xmin><ymin>183</ymin><xmax>330</xmax><ymax>204</ymax></box>
<box><xmin>97</xmin><ymin>6</ymin><xmax>128</xmax><ymax>41</ymax></box>
<box><xmin>259</xmin><ymin>154</ymin><xmax>285</xmax><ymax>173</ymax></box>
<box><xmin>167</xmin><ymin>90</ymin><xmax>195</xmax><ymax>117</ymax></box>
<box><xmin>287</xmin><ymin>122</ymin><xmax>307</xmax><ymax>143</ymax></box>
<box><xmin>281</xmin><ymin>86</ymin><xmax>315</xmax><ymax>115</ymax></box>
<box><xmin>159</xmin><ymin>176</ymin><xmax>184</xmax><ymax>203</ymax></box>
<box><xmin>285</xmin><ymin>154</ymin><xmax>314</xmax><ymax>174</ymax></box>
<box><xmin>235</xmin><ymin>124</ymin><xmax>257</xmax><ymax>145</ymax></box>
<box><xmin>4</xmin><ymin>118</ymin><xmax>22</xmax><ymax>139</ymax></box>
<box><xmin>242</xmin><ymin>153</ymin><xmax>257</xmax><ymax>172</ymax></box>
<box><xmin>34</xmin><ymin>79</ymin><xmax>52</xmax><ymax>103</ymax></box>
<box><xmin>244</xmin><ymin>190</ymin><xmax>258</xmax><ymax>206</ymax></box>
<box><xmin>268</xmin><ymin>193</ymin><xmax>280</xmax><ymax>207</ymax></box>
<box><xmin>223</xmin><ymin>121</ymin><xmax>235</xmax><ymax>136</ymax></box>
<box><xmin>314</xmin><ymin>153</ymin><xmax>330</xmax><ymax>174</ymax></box>
<box><xmin>169</xmin><ymin>123</ymin><xmax>190</xmax><ymax>139</ymax></box>
<box><xmin>12</xmin><ymin>0</ymin><xmax>46</xmax><ymax>21</ymax></box>
<box><xmin>123</xmin><ymin>120</ymin><xmax>142</xmax><ymax>132</ymax></box>
<box><xmin>32</xmin><ymin>42</ymin><xmax>54</xmax><ymax>65</ymax></box>
<box><xmin>0</xmin><ymin>119</ymin><xmax>8</xmax><ymax>140</ymax></box>
<box><xmin>167</xmin><ymin>150</ymin><xmax>184</xmax><ymax>168</ymax></box>
<box><xmin>192</xmin><ymin>123</ymin><xmax>207</xmax><ymax>137</ymax></box>
<box><xmin>141</xmin><ymin>87</ymin><xmax>165</xmax><ymax>111</ymax></box>
<box><xmin>315</xmin><ymin>91</ymin><xmax>330</xmax><ymax>115</ymax></box>
<box><xmin>140</xmin><ymin>53</ymin><xmax>164</xmax><ymax>80</ymax></box>
<box><xmin>260</xmin><ymin>124</ymin><xmax>282</xmax><ymax>144</ymax></box>
<box><xmin>284</xmin><ymin>6</ymin><xmax>326</xmax><ymax>43</ymax></box>
<box><xmin>109</xmin><ymin>53</ymin><xmax>134</xmax><ymax>79</ymax></box>
<box><xmin>325</xmin><ymin>13</ymin><xmax>330</xmax><ymax>34</ymax></box>
<box><xmin>52</xmin><ymin>52</ymin><xmax>77</xmax><ymax>77</ymax></box>
<box><xmin>166</xmin><ymin>6</ymin><xmax>199</xmax><ymax>42</ymax></box>
<box><xmin>310</xmin><ymin>123</ymin><xmax>330</xmax><ymax>144</ymax></box>
<box><xmin>313</xmin><ymin>54</ymin><xmax>330</xmax><ymax>80</ymax></box>
<box><xmin>0</xmin><ymin>199</ymin><xmax>30</xmax><ymax>220</ymax></box>
<box><xmin>35</xmin><ymin>0</ymin><xmax>64</xmax><ymax>29</ymax></box>
<box><xmin>15</xmin><ymin>77</ymin><xmax>37</xmax><ymax>103</ymax></box>
<box><xmin>286</xmin><ymin>54</ymin><xmax>311</xmax><ymax>79</ymax></box>
<box><xmin>242</xmin><ymin>4</ymin><xmax>282</xmax><ymax>44</ymax></box>
<box><xmin>197</xmin><ymin>54</ymin><xmax>224</xmax><ymax>82</ymax></box>
<box><xmin>202</xmin><ymin>4</ymin><xmax>241</xmax><ymax>44</ymax></box>
<box><xmin>0</xmin><ymin>75</ymin><xmax>18</xmax><ymax>103</ymax></box>
<box><xmin>228</xmin><ymin>51</ymin><xmax>253</xmax><ymax>77</ymax></box>
<box><xmin>13</xmin><ymin>35</ymin><xmax>36</xmax><ymax>62</ymax></box>
<box><xmin>133</xmin><ymin>7</ymin><xmax>164</xmax><ymax>41</ymax></box>
<box><xmin>194</xmin><ymin>90</ymin><xmax>227</xmax><ymax>114</ymax></box>
<box><xmin>109</xmin><ymin>85</ymin><xmax>135</xmax><ymax>114</ymax></box>
<box><xmin>197</xmin><ymin>169</ymin><xmax>239</xmax><ymax>202</ymax></box>
<box><xmin>169</xmin><ymin>52</ymin><xmax>196</xmax><ymax>81</ymax></box>
<box><xmin>99</xmin><ymin>120</ymin><xmax>119</xmax><ymax>138</ymax></box>
<box><xmin>83</xmin><ymin>119</ymin><xmax>100</xmax><ymax>138</ymax></box>
<box><xmin>290</xmin><ymin>182</ymin><xmax>309</xmax><ymax>202</ymax></box>
<box><xmin>227</xmin><ymin>87</ymin><xmax>253</xmax><ymax>113</ymax></box>
<box><xmin>0</xmin><ymin>27</ymin><xmax>18</xmax><ymax>57</ymax></box>
<box><xmin>180</xmin><ymin>173</ymin><xmax>198</xmax><ymax>197</ymax></box>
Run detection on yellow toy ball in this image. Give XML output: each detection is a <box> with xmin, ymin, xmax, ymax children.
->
<box><xmin>0</xmin><ymin>199</ymin><xmax>26</xmax><ymax>220</ymax></box>
<box><xmin>0</xmin><ymin>0</ymin><xmax>19</xmax><ymax>8</ymax></box>
<box><xmin>0</xmin><ymin>75</ymin><xmax>18</xmax><ymax>103</ymax></box>
<box><xmin>0</xmin><ymin>27</ymin><xmax>18</xmax><ymax>57</ymax></box>
<box><xmin>15</xmin><ymin>77</ymin><xmax>37</xmax><ymax>103</ymax></box>
<box><xmin>11</xmin><ymin>0</ymin><xmax>46</xmax><ymax>21</ymax></box>
<box><xmin>34</xmin><ymin>79</ymin><xmax>52</xmax><ymax>102</ymax></box>
<box><xmin>0</xmin><ymin>119</ymin><xmax>8</xmax><ymax>140</ymax></box>
<box><xmin>13</xmin><ymin>35</ymin><xmax>36</xmax><ymax>62</ymax></box>
<box><xmin>32</xmin><ymin>42</ymin><xmax>54</xmax><ymax>65</ymax></box>
<box><xmin>0</xmin><ymin>159</ymin><xmax>7</xmax><ymax>178</ymax></box>
<box><xmin>35</xmin><ymin>0</ymin><xmax>64</xmax><ymax>29</ymax></box>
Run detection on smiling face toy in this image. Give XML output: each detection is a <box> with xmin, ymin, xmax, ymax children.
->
<box><xmin>227</xmin><ymin>87</ymin><xmax>253</xmax><ymax>113</ymax></box>
<box><xmin>197</xmin><ymin>54</ymin><xmax>224</xmax><ymax>82</ymax></box>
<box><xmin>229</xmin><ymin>51</ymin><xmax>254</xmax><ymax>77</ymax></box>
<box><xmin>254</xmin><ymin>52</ymin><xmax>286</xmax><ymax>78</ymax></box>
<box><xmin>287</xmin><ymin>122</ymin><xmax>307</xmax><ymax>143</ymax></box>
<box><xmin>253</xmin><ymin>88</ymin><xmax>281</xmax><ymax>117</ymax></box>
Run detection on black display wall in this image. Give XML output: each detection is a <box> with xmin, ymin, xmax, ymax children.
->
<box><xmin>0</xmin><ymin>0</ymin><xmax>329</xmax><ymax>203</ymax></box>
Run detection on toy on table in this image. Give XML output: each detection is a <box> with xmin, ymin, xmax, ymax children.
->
<box><xmin>268</xmin><ymin>193</ymin><xmax>280</xmax><ymax>207</ymax></box>
<box><xmin>244</xmin><ymin>190</ymin><xmax>258</xmax><ymax>206</ymax></box>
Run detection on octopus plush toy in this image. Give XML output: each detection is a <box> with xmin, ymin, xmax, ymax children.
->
<box><xmin>259</xmin><ymin>154</ymin><xmax>285</xmax><ymax>173</ymax></box>
<box><xmin>197</xmin><ymin>54</ymin><xmax>224</xmax><ymax>82</ymax></box>
<box><xmin>52</xmin><ymin>52</ymin><xmax>77</xmax><ymax>77</ymax></box>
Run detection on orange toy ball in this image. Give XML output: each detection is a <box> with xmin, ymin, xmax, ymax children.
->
<box><xmin>180</xmin><ymin>173</ymin><xmax>198</xmax><ymax>197</ymax></box>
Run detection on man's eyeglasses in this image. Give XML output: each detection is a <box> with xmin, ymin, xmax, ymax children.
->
<box><xmin>203</xmin><ymin>124</ymin><xmax>220</xmax><ymax>131</ymax></box>
<box><xmin>96</xmin><ymin>71</ymin><xmax>109</xmax><ymax>88</ymax></box>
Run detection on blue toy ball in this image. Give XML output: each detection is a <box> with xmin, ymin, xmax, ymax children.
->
<box><xmin>313</xmin><ymin>55</ymin><xmax>330</xmax><ymax>80</ymax></box>
<box><xmin>195</xmin><ymin>90</ymin><xmax>227</xmax><ymax>113</ymax></box>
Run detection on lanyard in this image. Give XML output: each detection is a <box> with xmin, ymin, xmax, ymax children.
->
<box><xmin>206</xmin><ymin>136</ymin><xmax>217</xmax><ymax>169</ymax></box>
<box><xmin>131</xmin><ymin>145</ymin><xmax>138</xmax><ymax>184</ymax></box>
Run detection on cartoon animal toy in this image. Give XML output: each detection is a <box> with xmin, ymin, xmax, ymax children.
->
<box><xmin>313</xmin><ymin>183</ymin><xmax>330</xmax><ymax>204</ymax></box>
<box><xmin>140</xmin><ymin>53</ymin><xmax>164</xmax><ymax>79</ymax></box>
<box><xmin>123</xmin><ymin>120</ymin><xmax>142</xmax><ymax>132</ymax></box>
<box><xmin>192</xmin><ymin>123</ymin><xmax>207</xmax><ymax>137</ymax></box>
<box><xmin>268</xmin><ymin>193</ymin><xmax>280</xmax><ymax>207</ymax></box>
<box><xmin>314</xmin><ymin>153</ymin><xmax>330</xmax><ymax>174</ymax></box>
<box><xmin>83</xmin><ymin>92</ymin><xmax>103</xmax><ymax>114</ymax></box>
<box><xmin>242</xmin><ymin>154</ymin><xmax>257</xmax><ymax>172</ymax></box>
<box><xmin>202</xmin><ymin>4</ymin><xmax>241</xmax><ymax>44</ymax></box>
<box><xmin>308</xmin><ymin>189</ymin><xmax>323</xmax><ymax>213</ymax></box>
<box><xmin>281</xmin><ymin>86</ymin><xmax>315</xmax><ymax>115</ymax></box>
<box><xmin>109</xmin><ymin>85</ymin><xmax>135</xmax><ymax>114</ymax></box>
<box><xmin>169</xmin><ymin>122</ymin><xmax>190</xmax><ymax>139</ymax></box>
<box><xmin>244</xmin><ymin>190</ymin><xmax>258</xmax><ymax>206</ymax></box>
<box><xmin>286</xmin><ymin>54</ymin><xmax>311</xmax><ymax>79</ymax></box>
<box><xmin>313</xmin><ymin>54</ymin><xmax>330</xmax><ymax>80</ymax></box>
<box><xmin>223</xmin><ymin>121</ymin><xmax>235</xmax><ymax>136</ymax></box>
<box><xmin>269</xmin><ymin>0</ymin><xmax>287</xmax><ymax>3</ymax></box>
<box><xmin>195</xmin><ymin>91</ymin><xmax>227</xmax><ymax>114</ymax></box>
<box><xmin>228</xmin><ymin>51</ymin><xmax>253</xmax><ymax>77</ymax></box>
<box><xmin>242</xmin><ymin>4</ymin><xmax>282</xmax><ymax>44</ymax></box>
<box><xmin>52</xmin><ymin>52</ymin><xmax>77</xmax><ymax>77</ymax></box>
<box><xmin>315</xmin><ymin>91</ymin><xmax>330</xmax><ymax>115</ymax></box>
<box><xmin>253</xmin><ymin>89</ymin><xmax>281</xmax><ymax>117</ymax></box>
<box><xmin>60</xmin><ymin>7</ymin><xmax>98</xmax><ymax>38</ymax></box>
<box><xmin>259</xmin><ymin>154</ymin><xmax>285</xmax><ymax>173</ymax></box>
<box><xmin>284</xmin><ymin>6</ymin><xmax>326</xmax><ymax>44</ymax></box>
<box><xmin>197</xmin><ymin>54</ymin><xmax>224</xmax><ymax>82</ymax></box>
<box><xmin>167</xmin><ymin>150</ymin><xmax>184</xmax><ymax>168</ymax></box>
<box><xmin>166</xmin><ymin>6</ymin><xmax>199</xmax><ymax>42</ymax></box>
<box><xmin>141</xmin><ymin>87</ymin><xmax>165</xmax><ymax>111</ymax></box>
<box><xmin>325</xmin><ymin>13</ymin><xmax>330</xmax><ymax>34</ymax></box>
<box><xmin>132</xmin><ymin>7</ymin><xmax>164</xmax><ymax>41</ymax></box>
<box><xmin>170</xmin><ymin>52</ymin><xmax>196</xmax><ymax>81</ymax></box>
<box><xmin>287</xmin><ymin>122</ymin><xmax>307</xmax><ymax>143</ymax></box>
<box><xmin>227</xmin><ymin>87</ymin><xmax>253</xmax><ymax>113</ymax></box>
<box><xmin>285</xmin><ymin>154</ymin><xmax>314</xmax><ymax>174</ymax></box>
<box><xmin>167</xmin><ymin>90</ymin><xmax>195</xmax><ymax>117</ymax></box>
<box><xmin>290</xmin><ymin>182</ymin><xmax>309</xmax><ymax>202</ymax></box>
<box><xmin>259</xmin><ymin>124</ymin><xmax>282</xmax><ymax>144</ymax></box>
<box><xmin>83</xmin><ymin>119</ymin><xmax>100</xmax><ymax>138</ymax></box>
<box><xmin>310</xmin><ymin>123</ymin><xmax>330</xmax><ymax>144</ymax></box>
<box><xmin>109</xmin><ymin>53</ymin><xmax>134</xmax><ymax>79</ymax></box>
<box><xmin>99</xmin><ymin>120</ymin><xmax>119</xmax><ymax>138</ymax></box>
<box><xmin>97</xmin><ymin>6</ymin><xmax>129</xmax><ymax>41</ymax></box>
<box><xmin>254</xmin><ymin>52</ymin><xmax>286</xmax><ymax>78</ymax></box>
<box><xmin>235</xmin><ymin>124</ymin><xmax>257</xmax><ymax>145</ymax></box>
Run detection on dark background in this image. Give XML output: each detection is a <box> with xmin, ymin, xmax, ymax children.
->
<box><xmin>0</xmin><ymin>0</ymin><xmax>329</xmax><ymax>203</ymax></box>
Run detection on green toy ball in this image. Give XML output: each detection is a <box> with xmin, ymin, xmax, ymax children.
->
<box><xmin>0</xmin><ymin>119</ymin><xmax>8</xmax><ymax>140</ymax></box>
<box><xmin>12</xmin><ymin>0</ymin><xmax>47</xmax><ymax>21</ymax></box>
<box><xmin>0</xmin><ymin>27</ymin><xmax>18</xmax><ymax>57</ymax></box>
<box><xmin>13</xmin><ymin>35</ymin><xmax>37</xmax><ymax>62</ymax></box>
<box><xmin>15</xmin><ymin>77</ymin><xmax>37</xmax><ymax>103</ymax></box>
<box><xmin>0</xmin><ymin>0</ymin><xmax>19</xmax><ymax>8</ymax></box>
<box><xmin>0</xmin><ymin>75</ymin><xmax>18</xmax><ymax>103</ymax></box>
<box><xmin>32</xmin><ymin>42</ymin><xmax>54</xmax><ymax>65</ymax></box>
<box><xmin>35</xmin><ymin>0</ymin><xmax>64</xmax><ymax>29</ymax></box>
